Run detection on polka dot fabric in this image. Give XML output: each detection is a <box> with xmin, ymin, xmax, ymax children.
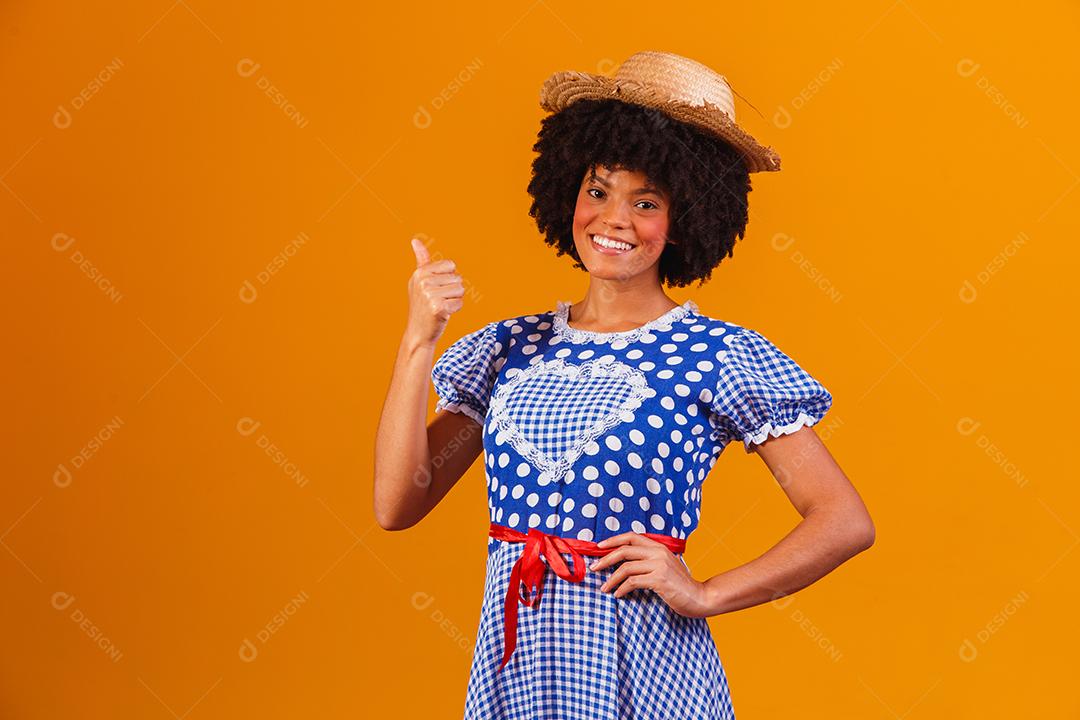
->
<box><xmin>430</xmin><ymin>298</ymin><xmax>833</xmax><ymax>719</ymax></box>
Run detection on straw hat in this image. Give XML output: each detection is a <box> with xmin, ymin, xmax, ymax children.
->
<box><xmin>539</xmin><ymin>50</ymin><xmax>781</xmax><ymax>173</ymax></box>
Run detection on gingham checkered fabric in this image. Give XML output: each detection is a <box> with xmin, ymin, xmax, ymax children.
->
<box><xmin>464</xmin><ymin>539</ymin><xmax>736</xmax><ymax>720</ymax></box>
<box><xmin>430</xmin><ymin>300</ymin><xmax>833</xmax><ymax>718</ymax></box>
<box><xmin>431</xmin><ymin>321</ymin><xmax>502</xmax><ymax>425</ymax></box>
<box><xmin>710</xmin><ymin>328</ymin><xmax>833</xmax><ymax>453</ymax></box>
<box><xmin>485</xmin><ymin>358</ymin><xmax>653</xmax><ymax>482</ymax></box>
<box><xmin>499</xmin><ymin>361</ymin><xmax>640</xmax><ymax>467</ymax></box>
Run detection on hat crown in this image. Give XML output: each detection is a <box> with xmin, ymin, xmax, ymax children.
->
<box><xmin>613</xmin><ymin>51</ymin><xmax>736</xmax><ymax>122</ymax></box>
<box><xmin>537</xmin><ymin>50</ymin><xmax>780</xmax><ymax>171</ymax></box>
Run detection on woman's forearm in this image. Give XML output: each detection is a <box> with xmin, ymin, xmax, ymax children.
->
<box><xmin>375</xmin><ymin>241</ymin><xmax>474</xmax><ymax>531</ymax></box>
<box><xmin>700</xmin><ymin>504</ymin><xmax>874</xmax><ymax>616</ymax></box>
<box><xmin>373</xmin><ymin>330</ymin><xmax>438</xmax><ymax>529</ymax></box>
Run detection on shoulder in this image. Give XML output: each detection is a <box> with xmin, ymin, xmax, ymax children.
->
<box><xmin>439</xmin><ymin>305</ymin><xmax>557</xmax><ymax>357</ymax></box>
<box><xmin>686</xmin><ymin>306</ymin><xmax>816</xmax><ymax>372</ymax></box>
<box><xmin>497</xmin><ymin>306</ymin><xmax>558</xmax><ymax>327</ymax></box>
<box><xmin>487</xmin><ymin>306</ymin><xmax>559</xmax><ymax>343</ymax></box>
<box><xmin>683</xmin><ymin>303</ymin><xmax>755</xmax><ymax>346</ymax></box>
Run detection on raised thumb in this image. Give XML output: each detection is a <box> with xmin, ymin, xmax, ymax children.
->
<box><xmin>411</xmin><ymin>236</ymin><xmax>431</xmax><ymax>267</ymax></box>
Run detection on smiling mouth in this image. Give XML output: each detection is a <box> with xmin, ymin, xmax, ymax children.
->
<box><xmin>589</xmin><ymin>233</ymin><xmax>635</xmax><ymax>254</ymax></box>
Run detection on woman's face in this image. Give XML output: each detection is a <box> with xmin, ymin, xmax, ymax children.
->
<box><xmin>571</xmin><ymin>164</ymin><xmax>672</xmax><ymax>284</ymax></box>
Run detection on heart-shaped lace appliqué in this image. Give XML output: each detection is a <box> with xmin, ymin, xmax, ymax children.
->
<box><xmin>487</xmin><ymin>358</ymin><xmax>655</xmax><ymax>483</ymax></box>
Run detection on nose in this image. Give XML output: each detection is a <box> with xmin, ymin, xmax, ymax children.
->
<box><xmin>599</xmin><ymin>201</ymin><xmax>630</xmax><ymax>230</ymax></box>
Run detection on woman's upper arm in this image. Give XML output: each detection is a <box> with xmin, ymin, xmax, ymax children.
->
<box><xmin>418</xmin><ymin>408</ymin><xmax>486</xmax><ymax>517</ymax></box>
<box><xmin>755</xmin><ymin>428</ymin><xmax>874</xmax><ymax>546</ymax></box>
<box><xmin>417</xmin><ymin>318</ymin><xmax>504</xmax><ymax>518</ymax></box>
<box><xmin>708</xmin><ymin>326</ymin><xmax>873</xmax><ymax>546</ymax></box>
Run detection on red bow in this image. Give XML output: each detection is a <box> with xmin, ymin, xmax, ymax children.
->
<box><xmin>487</xmin><ymin>521</ymin><xmax>687</xmax><ymax>673</ymax></box>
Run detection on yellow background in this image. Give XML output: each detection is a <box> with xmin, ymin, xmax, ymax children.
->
<box><xmin>3</xmin><ymin>1</ymin><xmax>1078</xmax><ymax>717</ymax></box>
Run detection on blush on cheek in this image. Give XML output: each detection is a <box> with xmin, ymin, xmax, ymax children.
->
<box><xmin>573</xmin><ymin>204</ymin><xmax>594</xmax><ymax>234</ymax></box>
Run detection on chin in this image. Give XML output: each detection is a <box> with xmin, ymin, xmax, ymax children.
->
<box><xmin>576</xmin><ymin>249</ymin><xmax>660</xmax><ymax>282</ymax></box>
<box><xmin>583</xmin><ymin>266</ymin><xmax>633</xmax><ymax>281</ymax></box>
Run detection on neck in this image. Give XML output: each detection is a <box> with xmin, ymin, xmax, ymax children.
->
<box><xmin>567</xmin><ymin>279</ymin><xmax>679</xmax><ymax>332</ymax></box>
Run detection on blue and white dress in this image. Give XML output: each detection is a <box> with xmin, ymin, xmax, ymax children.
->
<box><xmin>431</xmin><ymin>298</ymin><xmax>833</xmax><ymax>720</ymax></box>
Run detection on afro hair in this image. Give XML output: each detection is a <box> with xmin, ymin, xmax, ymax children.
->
<box><xmin>527</xmin><ymin>98</ymin><xmax>753</xmax><ymax>288</ymax></box>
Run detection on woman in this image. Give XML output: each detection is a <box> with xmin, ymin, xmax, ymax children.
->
<box><xmin>374</xmin><ymin>51</ymin><xmax>874</xmax><ymax>719</ymax></box>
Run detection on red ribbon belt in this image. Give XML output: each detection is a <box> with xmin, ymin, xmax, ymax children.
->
<box><xmin>488</xmin><ymin>521</ymin><xmax>687</xmax><ymax>673</ymax></box>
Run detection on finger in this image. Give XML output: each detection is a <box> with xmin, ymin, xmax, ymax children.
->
<box><xmin>440</xmin><ymin>284</ymin><xmax>466</xmax><ymax>299</ymax></box>
<box><xmin>418</xmin><ymin>258</ymin><xmax>456</xmax><ymax>275</ymax></box>
<box><xmin>421</xmin><ymin>272</ymin><xmax>463</xmax><ymax>288</ymax></box>
<box><xmin>441</xmin><ymin>297</ymin><xmax>464</xmax><ymax>315</ymax></box>
<box><xmin>415</xmin><ymin>274</ymin><xmax>461</xmax><ymax>298</ymax></box>
<box><xmin>411</xmin><ymin>237</ymin><xmax>431</xmax><ymax>267</ymax></box>
<box><xmin>428</xmin><ymin>281</ymin><xmax>465</xmax><ymax>300</ymax></box>
<box><xmin>599</xmin><ymin>559</ymin><xmax>646</xmax><ymax>590</ymax></box>
<box><xmin>611</xmin><ymin>565</ymin><xmax>663</xmax><ymax>599</ymax></box>
<box><xmin>600</xmin><ymin>561</ymin><xmax>653</xmax><ymax>595</ymax></box>
<box><xmin>595</xmin><ymin>532</ymin><xmax>637</xmax><ymax>549</ymax></box>
<box><xmin>611</xmin><ymin>573</ymin><xmax>649</xmax><ymax>599</ymax></box>
<box><xmin>589</xmin><ymin>545</ymin><xmax>628</xmax><ymax>572</ymax></box>
<box><xmin>590</xmin><ymin>545</ymin><xmax>651</xmax><ymax>572</ymax></box>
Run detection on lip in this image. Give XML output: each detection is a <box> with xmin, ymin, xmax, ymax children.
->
<box><xmin>589</xmin><ymin>233</ymin><xmax>635</xmax><ymax>255</ymax></box>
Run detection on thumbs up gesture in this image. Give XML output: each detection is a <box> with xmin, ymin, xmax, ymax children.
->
<box><xmin>407</xmin><ymin>237</ymin><xmax>465</xmax><ymax>345</ymax></box>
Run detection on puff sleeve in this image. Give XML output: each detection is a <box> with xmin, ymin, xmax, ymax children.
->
<box><xmin>430</xmin><ymin>321</ymin><xmax>503</xmax><ymax>424</ymax></box>
<box><xmin>711</xmin><ymin>327</ymin><xmax>833</xmax><ymax>453</ymax></box>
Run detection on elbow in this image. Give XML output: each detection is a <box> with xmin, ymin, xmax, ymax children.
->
<box><xmin>827</xmin><ymin>497</ymin><xmax>875</xmax><ymax>554</ymax></box>
<box><xmin>817</xmin><ymin>503</ymin><xmax>874</xmax><ymax>555</ymax></box>
<box><xmin>375</xmin><ymin>506</ymin><xmax>415</xmax><ymax>532</ymax></box>
<box><xmin>810</xmin><ymin>500</ymin><xmax>875</xmax><ymax>554</ymax></box>
<box><xmin>377</xmin><ymin>518</ymin><xmax>411</xmax><ymax>532</ymax></box>
<box><xmin>849</xmin><ymin>516</ymin><xmax>875</xmax><ymax>553</ymax></box>
<box><xmin>374</xmin><ymin>508</ymin><xmax>401</xmax><ymax>531</ymax></box>
<box><xmin>373</xmin><ymin>485</ymin><xmax>418</xmax><ymax>532</ymax></box>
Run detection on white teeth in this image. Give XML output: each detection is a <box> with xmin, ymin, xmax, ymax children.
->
<box><xmin>591</xmin><ymin>234</ymin><xmax>633</xmax><ymax>251</ymax></box>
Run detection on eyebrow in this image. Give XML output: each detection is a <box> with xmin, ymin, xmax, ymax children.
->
<box><xmin>588</xmin><ymin>171</ymin><xmax>664</xmax><ymax>197</ymax></box>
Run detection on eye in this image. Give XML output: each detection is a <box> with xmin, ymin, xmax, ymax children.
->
<box><xmin>587</xmin><ymin>187</ymin><xmax>659</xmax><ymax>209</ymax></box>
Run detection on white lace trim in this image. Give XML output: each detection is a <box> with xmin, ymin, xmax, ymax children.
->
<box><xmin>435</xmin><ymin>399</ymin><xmax>486</xmax><ymax>425</ymax></box>
<box><xmin>742</xmin><ymin>411</ymin><xmax>821</xmax><ymax>452</ymax></box>
<box><xmin>551</xmin><ymin>299</ymin><xmax>700</xmax><ymax>345</ymax></box>
<box><xmin>487</xmin><ymin>358</ymin><xmax>653</xmax><ymax>480</ymax></box>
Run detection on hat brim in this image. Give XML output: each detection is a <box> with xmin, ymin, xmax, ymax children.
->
<box><xmin>539</xmin><ymin>70</ymin><xmax>781</xmax><ymax>173</ymax></box>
